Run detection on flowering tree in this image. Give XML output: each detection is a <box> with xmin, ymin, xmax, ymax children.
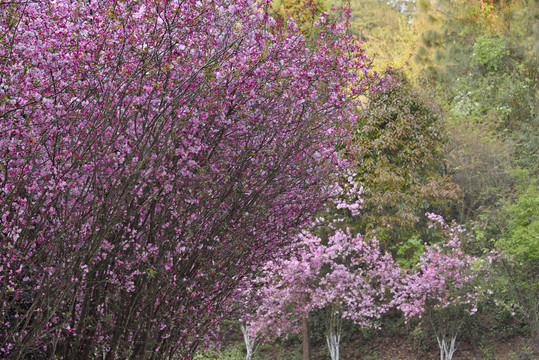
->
<box><xmin>244</xmin><ymin>229</ymin><xmax>403</xmax><ymax>360</ymax></box>
<box><xmin>0</xmin><ymin>0</ymin><xmax>375</xmax><ymax>358</ymax></box>
<box><xmin>398</xmin><ymin>213</ymin><xmax>484</xmax><ymax>360</ymax></box>
<box><xmin>240</xmin><ymin>210</ymin><xmax>485</xmax><ymax>360</ymax></box>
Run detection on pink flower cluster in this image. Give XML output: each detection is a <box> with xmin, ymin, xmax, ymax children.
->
<box><xmin>397</xmin><ymin>213</ymin><xmax>481</xmax><ymax>319</ymax></box>
<box><xmin>245</xmin><ymin>229</ymin><xmax>403</xmax><ymax>339</ymax></box>
<box><xmin>243</xmin><ymin>213</ymin><xmax>482</xmax><ymax>340</ymax></box>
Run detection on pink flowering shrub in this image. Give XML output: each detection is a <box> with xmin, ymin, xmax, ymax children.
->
<box><xmin>398</xmin><ymin>213</ymin><xmax>481</xmax><ymax>319</ymax></box>
<box><xmin>240</xmin><ymin>210</ymin><xmax>486</xmax><ymax>360</ymax></box>
<box><xmin>245</xmin><ymin>229</ymin><xmax>403</xmax><ymax>340</ymax></box>
<box><xmin>397</xmin><ymin>213</ymin><xmax>486</xmax><ymax>360</ymax></box>
<box><xmin>0</xmin><ymin>0</ymin><xmax>375</xmax><ymax>358</ymax></box>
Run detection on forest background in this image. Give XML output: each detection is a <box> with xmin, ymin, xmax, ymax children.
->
<box><xmin>213</xmin><ymin>0</ymin><xmax>538</xmax><ymax>359</ymax></box>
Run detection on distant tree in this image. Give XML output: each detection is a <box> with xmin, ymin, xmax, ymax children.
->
<box><xmin>493</xmin><ymin>172</ymin><xmax>539</xmax><ymax>342</ymax></box>
<box><xmin>271</xmin><ymin>0</ymin><xmax>328</xmax><ymax>35</ymax></box>
<box><xmin>347</xmin><ymin>0</ymin><xmax>418</xmax><ymax>70</ymax></box>
<box><xmin>347</xmin><ymin>71</ymin><xmax>459</xmax><ymax>248</ymax></box>
<box><xmin>415</xmin><ymin>0</ymin><xmax>539</xmax><ymax>223</ymax></box>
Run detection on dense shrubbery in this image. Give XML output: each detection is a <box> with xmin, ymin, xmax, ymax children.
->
<box><xmin>0</xmin><ymin>0</ymin><xmax>376</xmax><ymax>358</ymax></box>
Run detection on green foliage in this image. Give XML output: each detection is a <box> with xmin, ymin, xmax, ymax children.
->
<box><xmin>470</xmin><ymin>35</ymin><xmax>508</xmax><ymax>71</ymax></box>
<box><xmin>432</xmin><ymin>0</ymin><xmax>539</xmax><ymax>225</ymax></box>
<box><xmin>411</xmin><ymin>0</ymin><xmax>479</xmax><ymax>81</ymax></box>
<box><xmin>492</xmin><ymin>259</ymin><xmax>539</xmax><ymax>342</ymax></box>
<box><xmin>534</xmin><ymin>21</ymin><xmax>539</xmax><ymax>53</ymax></box>
<box><xmin>347</xmin><ymin>0</ymin><xmax>417</xmax><ymax>70</ymax></box>
<box><xmin>481</xmin><ymin>172</ymin><xmax>539</xmax><ymax>342</ymax></box>
<box><xmin>444</xmin><ymin>109</ymin><xmax>514</xmax><ymax>224</ymax></box>
<box><xmin>513</xmin><ymin>114</ymin><xmax>539</xmax><ymax>172</ymax></box>
<box><xmin>349</xmin><ymin>71</ymin><xmax>459</xmax><ymax>247</ymax></box>
<box><xmin>410</xmin><ymin>323</ymin><xmax>432</xmax><ymax>354</ymax></box>
<box><xmin>500</xmin><ymin>217</ymin><xmax>539</xmax><ymax>262</ymax></box>
<box><xmin>497</xmin><ymin>172</ymin><xmax>539</xmax><ymax>262</ymax></box>
<box><xmin>395</xmin><ymin>235</ymin><xmax>426</xmax><ymax>268</ymax></box>
<box><xmin>193</xmin><ymin>344</ymin><xmax>244</xmax><ymax>360</ymax></box>
<box><xmin>271</xmin><ymin>0</ymin><xmax>327</xmax><ymax>35</ymax></box>
<box><xmin>276</xmin><ymin>350</ymin><xmax>303</xmax><ymax>360</ymax></box>
<box><xmin>449</xmin><ymin>71</ymin><xmax>535</xmax><ymax>130</ymax></box>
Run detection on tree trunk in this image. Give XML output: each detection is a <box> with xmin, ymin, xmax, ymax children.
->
<box><xmin>436</xmin><ymin>335</ymin><xmax>457</xmax><ymax>360</ymax></box>
<box><xmin>241</xmin><ymin>324</ymin><xmax>258</xmax><ymax>360</ymax></box>
<box><xmin>302</xmin><ymin>314</ymin><xmax>311</xmax><ymax>360</ymax></box>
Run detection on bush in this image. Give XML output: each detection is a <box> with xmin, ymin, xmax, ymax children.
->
<box><xmin>0</xmin><ymin>0</ymin><xmax>371</xmax><ymax>358</ymax></box>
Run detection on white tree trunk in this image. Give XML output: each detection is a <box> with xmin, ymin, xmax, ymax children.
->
<box><xmin>240</xmin><ymin>324</ymin><xmax>258</xmax><ymax>360</ymax></box>
<box><xmin>326</xmin><ymin>329</ymin><xmax>341</xmax><ymax>360</ymax></box>
<box><xmin>436</xmin><ymin>335</ymin><xmax>457</xmax><ymax>360</ymax></box>
<box><xmin>325</xmin><ymin>306</ymin><xmax>342</xmax><ymax>360</ymax></box>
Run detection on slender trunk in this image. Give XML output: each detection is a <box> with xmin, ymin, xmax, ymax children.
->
<box><xmin>326</xmin><ymin>330</ymin><xmax>341</xmax><ymax>360</ymax></box>
<box><xmin>241</xmin><ymin>324</ymin><xmax>258</xmax><ymax>360</ymax></box>
<box><xmin>302</xmin><ymin>313</ymin><xmax>311</xmax><ymax>360</ymax></box>
<box><xmin>325</xmin><ymin>306</ymin><xmax>342</xmax><ymax>360</ymax></box>
<box><xmin>436</xmin><ymin>335</ymin><xmax>457</xmax><ymax>360</ymax></box>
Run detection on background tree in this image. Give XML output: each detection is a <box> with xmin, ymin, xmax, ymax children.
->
<box><xmin>408</xmin><ymin>0</ymin><xmax>539</xmax><ymax>354</ymax></box>
<box><xmin>347</xmin><ymin>0</ymin><xmax>419</xmax><ymax>70</ymax></box>
<box><xmin>270</xmin><ymin>0</ymin><xmax>328</xmax><ymax>36</ymax></box>
<box><xmin>346</xmin><ymin>71</ymin><xmax>459</xmax><ymax>248</ymax></box>
<box><xmin>492</xmin><ymin>171</ymin><xmax>539</xmax><ymax>343</ymax></box>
